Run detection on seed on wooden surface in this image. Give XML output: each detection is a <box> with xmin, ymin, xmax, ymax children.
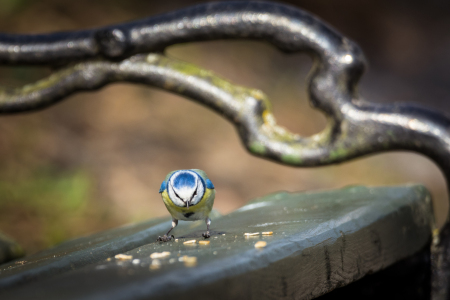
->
<box><xmin>262</xmin><ymin>231</ymin><xmax>273</xmax><ymax>235</ymax></box>
<box><xmin>115</xmin><ymin>254</ymin><xmax>133</xmax><ymax>260</ymax></box>
<box><xmin>244</xmin><ymin>232</ymin><xmax>260</xmax><ymax>236</ymax></box>
<box><xmin>150</xmin><ymin>251</ymin><xmax>171</xmax><ymax>259</ymax></box>
<box><xmin>150</xmin><ymin>259</ymin><xmax>161</xmax><ymax>270</ymax></box>
<box><xmin>199</xmin><ymin>240</ymin><xmax>210</xmax><ymax>245</ymax></box>
<box><xmin>183</xmin><ymin>256</ymin><xmax>197</xmax><ymax>267</ymax></box>
<box><xmin>254</xmin><ymin>241</ymin><xmax>267</xmax><ymax>249</ymax></box>
<box><xmin>183</xmin><ymin>240</ymin><xmax>197</xmax><ymax>245</ymax></box>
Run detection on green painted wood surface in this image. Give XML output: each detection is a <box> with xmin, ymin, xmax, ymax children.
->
<box><xmin>0</xmin><ymin>185</ymin><xmax>434</xmax><ymax>300</ymax></box>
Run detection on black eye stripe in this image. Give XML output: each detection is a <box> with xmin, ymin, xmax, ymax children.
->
<box><xmin>189</xmin><ymin>189</ymin><xmax>198</xmax><ymax>202</ymax></box>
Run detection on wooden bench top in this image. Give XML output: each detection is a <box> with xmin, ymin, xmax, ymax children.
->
<box><xmin>0</xmin><ymin>185</ymin><xmax>434</xmax><ymax>299</ymax></box>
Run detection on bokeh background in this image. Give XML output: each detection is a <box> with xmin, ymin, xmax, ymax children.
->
<box><xmin>0</xmin><ymin>0</ymin><xmax>449</xmax><ymax>254</ymax></box>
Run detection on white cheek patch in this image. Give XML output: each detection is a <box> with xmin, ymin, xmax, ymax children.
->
<box><xmin>173</xmin><ymin>185</ymin><xmax>194</xmax><ymax>201</ymax></box>
<box><xmin>167</xmin><ymin>182</ymin><xmax>185</xmax><ymax>207</ymax></box>
<box><xmin>190</xmin><ymin>179</ymin><xmax>205</xmax><ymax>206</ymax></box>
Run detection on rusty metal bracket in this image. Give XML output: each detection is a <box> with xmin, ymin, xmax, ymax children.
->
<box><xmin>0</xmin><ymin>1</ymin><xmax>448</xmax><ymax>298</ymax></box>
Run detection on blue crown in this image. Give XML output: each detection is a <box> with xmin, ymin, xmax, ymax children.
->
<box><xmin>172</xmin><ymin>172</ymin><xmax>196</xmax><ymax>189</ymax></box>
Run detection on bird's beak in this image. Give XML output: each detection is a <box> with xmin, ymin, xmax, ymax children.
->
<box><xmin>186</xmin><ymin>201</ymin><xmax>190</xmax><ymax>208</ymax></box>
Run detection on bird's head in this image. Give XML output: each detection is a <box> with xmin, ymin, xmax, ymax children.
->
<box><xmin>167</xmin><ymin>170</ymin><xmax>205</xmax><ymax>208</ymax></box>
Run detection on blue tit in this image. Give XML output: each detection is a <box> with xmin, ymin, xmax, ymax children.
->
<box><xmin>157</xmin><ymin>169</ymin><xmax>215</xmax><ymax>242</ymax></box>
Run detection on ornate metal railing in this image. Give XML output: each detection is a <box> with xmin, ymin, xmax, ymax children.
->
<box><xmin>0</xmin><ymin>1</ymin><xmax>448</xmax><ymax>298</ymax></box>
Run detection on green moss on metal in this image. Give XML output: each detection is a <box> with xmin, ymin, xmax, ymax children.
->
<box><xmin>329</xmin><ymin>148</ymin><xmax>349</xmax><ymax>161</ymax></box>
<box><xmin>249</xmin><ymin>141</ymin><xmax>266</xmax><ymax>154</ymax></box>
<box><xmin>281</xmin><ymin>153</ymin><xmax>303</xmax><ymax>164</ymax></box>
<box><xmin>158</xmin><ymin>54</ymin><xmax>252</xmax><ymax>101</ymax></box>
<box><xmin>169</xmin><ymin>60</ymin><xmax>209</xmax><ymax>77</ymax></box>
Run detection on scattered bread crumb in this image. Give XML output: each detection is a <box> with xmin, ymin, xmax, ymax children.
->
<box><xmin>199</xmin><ymin>240</ymin><xmax>210</xmax><ymax>245</ymax></box>
<box><xmin>262</xmin><ymin>231</ymin><xmax>273</xmax><ymax>235</ymax></box>
<box><xmin>244</xmin><ymin>232</ymin><xmax>260</xmax><ymax>237</ymax></box>
<box><xmin>115</xmin><ymin>254</ymin><xmax>133</xmax><ymax>260</ymax></box>
<box><xmin>254</xmin><ymin>241</ymin><xmax>267</xmax><ymax>249</ymax></box>
<box><xmin>183</xmin><ymin>256</ymin><xmax>197</xmax><ymax>267</ymax></box>
<box><xmin>150</xmin><ymin>259</ymin><xmax>161</xmax><ymax>270</ymax></box>
<box><xmin>150</xmin><ymin>251</ymin><xmax>171</xmax><ymax>259</ymax></box>
<box><xmin>183</xmin><ymin>240</ymin><xmax>197</xmax><ymax>245</ymax></box>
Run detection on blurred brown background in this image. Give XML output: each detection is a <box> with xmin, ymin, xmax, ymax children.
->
<box><xmin>0</xmin><ymin>0</ymin><xmax>449</xmax><ymax>254</ymax></box>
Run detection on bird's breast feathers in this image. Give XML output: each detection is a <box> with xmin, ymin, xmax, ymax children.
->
<box><xmin>162</xmin><ymin>188</ymin><xmax>215</xmax><ymax>221</ymax></box>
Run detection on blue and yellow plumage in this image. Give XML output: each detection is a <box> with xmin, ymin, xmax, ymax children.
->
<box><xmin>157</xmin><ymin>169</ymin><xmax>215</xmax><ymax>241</ymax></box>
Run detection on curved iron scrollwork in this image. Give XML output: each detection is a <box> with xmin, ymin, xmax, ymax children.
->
<box><xmin>0</xmin><ymin>1</ymin><xmax>448</xmax><ymax>298</ymax></box>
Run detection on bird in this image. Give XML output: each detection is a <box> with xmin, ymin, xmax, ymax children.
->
<box><xmin>157</xmin><ymin>169</ymin><xmax>215</xmax><ymax>242</ymax></box>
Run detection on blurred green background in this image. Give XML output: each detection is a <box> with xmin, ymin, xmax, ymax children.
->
<box><xmin>0</xmin><ymin>0</ymin><xmax>449</xmax><ymax>254</ymax></box>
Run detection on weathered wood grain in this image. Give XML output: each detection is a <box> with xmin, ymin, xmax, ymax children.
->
<box><xmin>317</xmin><ymin>246</ymin><xmax>430</xmax><ymax>300</ymax></box>
<box><xmin>0</xmin><ymin>217</ymin><xmax>172</xmax><ymax>288</ymax></box>
<box><xmin>0</xmin><ymin>185</ymin><xmax>434</xmax><ymax>300</ymax></box>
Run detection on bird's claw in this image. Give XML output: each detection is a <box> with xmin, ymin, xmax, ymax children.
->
<box><xmin>202</xmin><ymin>231</ymin><xmax>210</xmax><ymax>239</ymax></box>
<box><xmin>157</xmin><ymin>235</ymin><xmax>174</xmax><ymax>242</ymax></box>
